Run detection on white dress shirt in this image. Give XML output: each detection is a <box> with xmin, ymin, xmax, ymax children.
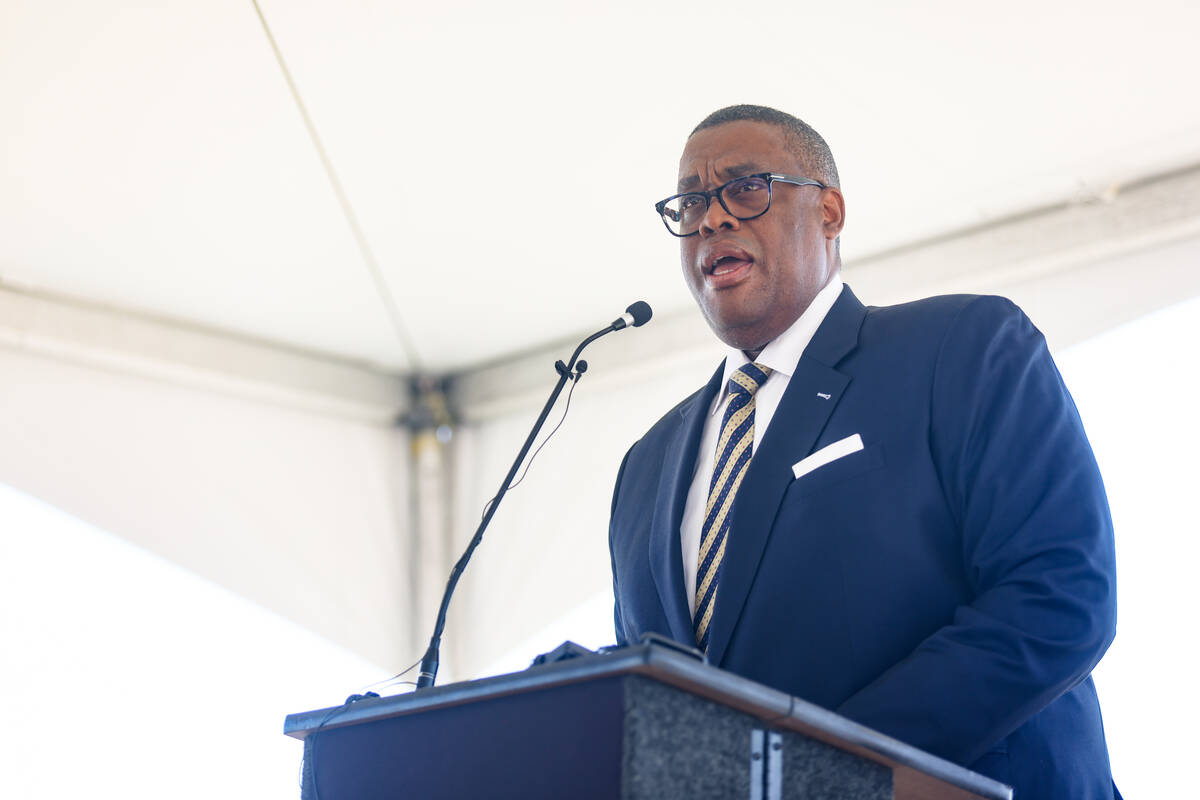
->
<box><xmin>680</xmin><ymin>276</ymin><xmax>844</xmax><ymax>616</ymax></box>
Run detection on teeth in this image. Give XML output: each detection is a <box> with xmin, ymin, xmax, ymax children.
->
<box><xmin>711</xmin><ymin>255</ymin><xmax>744</xmax><ymax>273</ymax></box>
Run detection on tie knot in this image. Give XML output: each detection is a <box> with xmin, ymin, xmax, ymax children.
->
<box><xmin>728</xmin><ymin>362</ymin><xmax>772</xmax><ymax>397</ymax></box>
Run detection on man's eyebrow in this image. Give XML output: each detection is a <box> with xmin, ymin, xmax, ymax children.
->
<box><xmin>676</xmin><ymin>162</ymin><xmax>763</xmax><ymax>192</ymax></box>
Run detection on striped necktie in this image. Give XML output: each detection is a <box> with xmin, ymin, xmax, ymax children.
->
<box><xmin>694</xmin><ymin>361</ymin><xmax>772</xmax><ymax>652</ymax></box>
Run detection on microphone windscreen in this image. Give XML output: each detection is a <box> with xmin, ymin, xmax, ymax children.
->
<box><xmin>625</xmin><ymin>301</ymin><xmax>653</xmax><ymax>327</ymax></box>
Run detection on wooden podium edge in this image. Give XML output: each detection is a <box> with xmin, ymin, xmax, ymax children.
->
<box><xmin>284</xmin><ymin>643</ymin><xmax>1011</xmax><ymax>800</ymax></box>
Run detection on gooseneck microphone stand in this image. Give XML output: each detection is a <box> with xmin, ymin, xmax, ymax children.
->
<box><xmin>414</xmin><ymin>302</ymin><xmax>652</xmax><ymax>689</ymax></box>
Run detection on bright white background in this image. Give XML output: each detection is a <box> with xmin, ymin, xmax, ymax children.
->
<box><xmin>1058</xmin><ymin>296</ymin><xmax>1200</xmax><ymax>797</ymax></box>
<box><xmin>0</xmin><ymin>483</ymin><xmax>388</xmax><ymax>799</ymax></box>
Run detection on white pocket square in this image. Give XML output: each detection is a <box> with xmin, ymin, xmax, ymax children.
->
<box><xmin>791</xmin><ymin>434</ymin><xmax>864</xmax><ymax>479</ymax></box>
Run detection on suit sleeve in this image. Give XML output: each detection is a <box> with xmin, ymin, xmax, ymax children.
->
<box><xmin>835</xmin><ymin>296</ymin><xmax>1117</xmax><ymax>766</ymax></box>
<box><xmin>609</xmin><ymin>444</ymin><xmax>636</xmax><ymax>647</ymax></box>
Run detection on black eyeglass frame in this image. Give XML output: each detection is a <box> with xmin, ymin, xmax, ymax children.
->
<box><xmin>654</xmin><ymin>172</ymin><xmax>827</xmax><ymax>237</ymax></box>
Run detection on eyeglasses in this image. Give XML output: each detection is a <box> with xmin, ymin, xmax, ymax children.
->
<box><xmin>654</xmin><ymin>173</ymin><xmax>827</xmax><ymax>237</ymax></box>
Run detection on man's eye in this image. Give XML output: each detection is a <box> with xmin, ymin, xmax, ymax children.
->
<box><xmin>730</xmin><ymin>179</ymin><xmax>766</xmax><ymax>195</ymax></box>
<box><xmin>678</xmin><ymin>195</ymin><xmax>704</xmax><ymax>211</ymax></box>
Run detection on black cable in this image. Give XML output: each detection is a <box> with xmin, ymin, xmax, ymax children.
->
<box><xmin>302</xmin><ymin>374</ymin><xmax>579</xmax><ymax>719</ymax></box>
<box><xmin>415</xmin><ymin>333</ymin><xmax>604</xmax><ymax>689</ymax></box>
<box><xmin>505</xmin><ymin>371</ymin><xmax>580</xmax><ymax>492</ymax></box>
<box><xmin>475</xmin><ymin>370</ymin><xmax>580</xmax><ymax>523</ymax></box>
<box><xmin>360</xmin><ymin>654</ymin><xmax>424</xmax><ymax>694</ymax></box>
<box><xmin>317</xmin><ymin>378</ymin><xmax>578</xmax><ymax>717</ymax></box>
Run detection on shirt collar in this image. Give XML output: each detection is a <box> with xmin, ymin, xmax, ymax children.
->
<box><xmin>711</xmin><ymin>276</ymin><xmax>845</xmax><ymax>416</ymax></box>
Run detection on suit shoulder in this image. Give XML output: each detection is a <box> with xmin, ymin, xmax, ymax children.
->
<box><xmin>862</xmin><ymin>293</ymin><xmax>1032</xmax><ymax>343</ymax></box>
<box><xmin>865</xmin><ymin>292</ymin><xmax>1023</xmax><ymax>323</ymax></box>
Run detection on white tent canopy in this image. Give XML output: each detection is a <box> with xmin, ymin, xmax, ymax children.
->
<box><xmin>5</xmin><ymin>1</ymin><xmax>1199</xmax><ymax>372</ymax></box>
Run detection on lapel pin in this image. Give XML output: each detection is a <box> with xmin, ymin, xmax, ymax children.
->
<box><xmin>817</xmin><ymin>392</ymin><xmax>832</xmax><ymax>400</ymax></box>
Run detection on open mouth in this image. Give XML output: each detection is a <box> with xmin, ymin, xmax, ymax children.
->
<box><xmin>704</xmin><ymin>247</ymin><xmax>755</xmax><ymax>288</ymax></box>
<box><xmin>711</xmin><ymin>255</ymin><xmax>750</xmax><ymax>275</ymax></box>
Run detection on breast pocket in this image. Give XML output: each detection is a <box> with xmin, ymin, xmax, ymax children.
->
<box><xmin>788</xmin><ymin>443</ymin><xmax>886</xmax><ymax>500</ymax></box>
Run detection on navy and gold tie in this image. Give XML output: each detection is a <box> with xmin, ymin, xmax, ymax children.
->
<box><xmin>694</xmin><ymin>362</ymin><xmax>772</xmax><ymax>652</ymax></box>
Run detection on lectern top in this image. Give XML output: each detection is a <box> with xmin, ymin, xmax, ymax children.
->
<box><xmin>284</xmin><ymin>641</ymin><xmax>1011</xmax><ymax>800</ymax></box>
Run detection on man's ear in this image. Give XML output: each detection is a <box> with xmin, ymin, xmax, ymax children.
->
<box><xmin>822</xmin><ymin>187</ymin><xmax>846</xmax><ymax>240</ymax></box>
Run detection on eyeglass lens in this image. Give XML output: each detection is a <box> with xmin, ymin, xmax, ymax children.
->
<box><xmin>662</xmin><ymin>176</ymin><xmax>771</xmax><ymax>235</ymax></box>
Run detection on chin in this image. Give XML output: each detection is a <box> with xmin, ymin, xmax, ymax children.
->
<box><xmin>702</xmin><ymin>295</ymin><xmax>772</xmax><ymax>344</ymax></box>
<box><xmin>709</xmin><ymin>322</ymin><xmax>768</xmax><ymax>354</ymax></box>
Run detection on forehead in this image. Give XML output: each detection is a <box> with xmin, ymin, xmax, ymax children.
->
<box><xmin>677</xmin><ymin>120</ymin><xmax>797</xmax><ymax>190</ymax></box>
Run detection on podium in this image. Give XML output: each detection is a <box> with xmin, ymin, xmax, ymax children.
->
<box><xmin>284</xmin><ymin>641</ymin><xmax>1011</xmax><ymax>799</ymax></box>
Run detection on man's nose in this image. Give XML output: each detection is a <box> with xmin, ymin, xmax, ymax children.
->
<box><xmin>698</xmin><ymin>197</ymin><xmax>740</xmax><ymax>236</ymax></box>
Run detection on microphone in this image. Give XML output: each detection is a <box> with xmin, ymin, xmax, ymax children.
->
<box><xmin>414</xmin><ymin>301</ymin><xmax>653</xmax><ymax>690</ymax></box>
<box><xmin>612</xmin><ymin>301</ymin><xmax>653</xmax><ymax>331</ymax></box>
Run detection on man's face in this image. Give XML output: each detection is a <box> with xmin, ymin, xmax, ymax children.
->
<box><xmin>676</xmin><ymin>120</ymin><xmax>844</xmax><ymax>353</ymax></box>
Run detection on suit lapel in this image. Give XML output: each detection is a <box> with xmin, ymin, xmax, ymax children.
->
<box><xmin>705</xmin><ymin>286</ymin><xmax>868</xmax><ymax>666</ymax></box>
<box><xmin>648</xmin><ymin>362</ymin><xmax>725</xmax><ymax>645</ymax></box>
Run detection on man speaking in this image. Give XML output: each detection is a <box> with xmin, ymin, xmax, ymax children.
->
<box><xmin>608</xmin><ymin>105</ymin><xmax>1119</xmax><ymax>798</ymax></box>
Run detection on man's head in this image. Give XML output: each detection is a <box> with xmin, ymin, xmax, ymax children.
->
<box><xmin>673</xmin><ymin>104</ymin><xmax>845</xmax><ymax>354</ymax></box>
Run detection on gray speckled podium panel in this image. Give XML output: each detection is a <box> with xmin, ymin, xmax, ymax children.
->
<box><xmin>623</xmin><ymin>676</ymin><xmax>890</xmax><ymax>800</ymax></box>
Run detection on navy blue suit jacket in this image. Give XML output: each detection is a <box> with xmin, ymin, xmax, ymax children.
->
<box><xmin>609</xmin><ymin>286</ymin><xmax>1118</xmax><ymax>798</ymax></box>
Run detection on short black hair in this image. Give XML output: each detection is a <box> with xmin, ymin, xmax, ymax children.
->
<box><xmin>691</xmin><ymin>104</ymin><xmax>840</xmax><ymax>189</ymax></box>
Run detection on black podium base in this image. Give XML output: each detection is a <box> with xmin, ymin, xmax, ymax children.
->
<box><xmin>303</xmin><ymin>674</ymin><xmax>889</xmax><ymax>800</ymax></box>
